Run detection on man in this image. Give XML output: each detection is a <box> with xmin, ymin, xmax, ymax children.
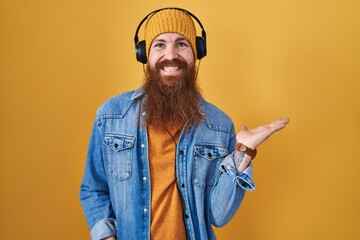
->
<box><xmin>80</xmin><ymin>8</ymin><xmax>289</xmax><ymax>240</ymax></box>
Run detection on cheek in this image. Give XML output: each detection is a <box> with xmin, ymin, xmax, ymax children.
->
<box><xmin>147</xmin><ymin>52</ymin><xmax>161</xmax><ymax>67</ymax></box>
<box><xmin>184</xmin><ymin>50</ymin><xmax>195</xmax><ymax>65</ymax></box>
<box><xmin>185</xmin><ymin>58</ymin><xmax>195</xmax><ymax>68</ymax></box>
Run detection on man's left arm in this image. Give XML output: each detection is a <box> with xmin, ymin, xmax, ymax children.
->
<box><xmin>209</xmin><ymin>117</ymin><xmax>290</xmax><ymax>227</ymax></box>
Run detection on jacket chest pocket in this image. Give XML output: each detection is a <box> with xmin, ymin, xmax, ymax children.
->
<box><xmin>103</xmin><ymin>134</ymin><xmax>135</xmax><ymax>181</ymax></box>
<box><xmin>193</xmin><ymin>144</ymin><xmax>228</xmax><ymax>188</ymax></box>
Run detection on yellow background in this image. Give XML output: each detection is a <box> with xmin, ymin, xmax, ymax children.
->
<box><xmin>0</xmin><ymin>0</ymin><xmax>359</xmax><ymax>239</ymax></box>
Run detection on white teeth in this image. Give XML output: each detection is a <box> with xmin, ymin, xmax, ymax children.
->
<box><xmin>163</xmin><ymin>66</ymin><xmax>179</xmax><ymax>72</ymax></box>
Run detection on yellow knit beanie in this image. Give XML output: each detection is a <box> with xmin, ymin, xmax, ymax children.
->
<box><xmin>144</xmin><ymin>9</ymin><xmax>197</xmax><ymax>59</ymax></box>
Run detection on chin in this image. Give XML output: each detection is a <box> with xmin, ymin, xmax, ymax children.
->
<box><xmin>160</xmin><ymin>76</ymin><xmax>182</xmax><ymax>87</ymax></box>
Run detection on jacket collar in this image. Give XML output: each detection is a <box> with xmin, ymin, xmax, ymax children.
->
<box><xmin>131</xmin><ymin>87</ymin><xmax>145</xmax><ymax>101</ymax></box>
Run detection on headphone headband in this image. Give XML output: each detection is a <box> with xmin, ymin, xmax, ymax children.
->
<box><xmin>134</xmin><ymin>7</ymin><xmax>207</xmax><ymax>63</ymax></box>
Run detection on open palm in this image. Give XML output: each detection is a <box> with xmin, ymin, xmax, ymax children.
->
<box><xmin>236</xmin><ymin>117</ymin><xmax>290</xmax><ymax>150</ymax></box>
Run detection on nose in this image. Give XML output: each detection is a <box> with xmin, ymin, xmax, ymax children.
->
<box><xmin>163</xmin><ymin>45</ymin><xmax>178</xmax><ymax>60</ymax></box>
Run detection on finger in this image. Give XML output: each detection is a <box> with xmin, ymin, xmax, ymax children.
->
<box><xmin>274</xmin><ymin>117</ymin><xmax>290</xmax><ymax>125</ymax></box>
<box><xmin>268</xmin><ymin>117</ymin><xmax>290</xmax><ymax>132</ymax></box>
<box><xmin>240</xmin><ymin>125</ymin><xmax>247</xmax><ymax>131</ymax></box>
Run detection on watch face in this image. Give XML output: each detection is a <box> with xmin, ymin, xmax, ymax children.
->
<box><xmin>239</xmin><ymin>144</ymin><xmax>247</xmax><ymax>152</ymax></box>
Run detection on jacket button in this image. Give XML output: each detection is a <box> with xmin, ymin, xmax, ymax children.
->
<box><xmin>179</xmin><ymin>150</ymin><xmax>184</xmax><ymax>155</ymax></box>
<box><xmin>181</xmin><ymin>183</ymin><xmax>185</xmax><ymax>188</ymax></box>
<box><xmin>184</xmin><ymin>214</ymin><xmax>189</xmax><ymax>219</ymax></box>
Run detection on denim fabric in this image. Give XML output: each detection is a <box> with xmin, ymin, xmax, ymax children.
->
<box><xmin>220</xmin><ymin>151</ymin><xmax>256</xmax><ymax>191</ymax></box>
<box><xmin>80</xmin><ymin>87</ymin><xmax>255</xmax><ymax>240</ymax></box>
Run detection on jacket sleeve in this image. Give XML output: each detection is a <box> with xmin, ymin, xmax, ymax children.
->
<box><xmin>80</xmin><ymin>118</ymin><xmax>116</xmax><ymax>239</ymax></box>
<box><xmin>209</xmin><ymin>131</ymin><xmax>256</xmax><ymax>227</ymax></box>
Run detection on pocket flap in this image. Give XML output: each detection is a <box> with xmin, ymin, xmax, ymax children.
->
<box><xmin>104</xmin><ymin>134</ymin><xmax>135</xmax><ymax>151</ymax></box>
<box><xmin>194</xmin><ymin>144</ymin><xmax>228</xmax><ymax>160</ymax></box>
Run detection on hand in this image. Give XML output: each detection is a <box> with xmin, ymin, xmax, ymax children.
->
<box><xmin>236</xmin><ymin>117</ymin><xmax>290</xmax><ymax>150</ymax></box>
<box><xmin>102</xmin><ymin>237</ymin><xmax>116</xmax><ymax>240</ymax></box>
<box><xmin>235</xmin><ymin>117</ymin><xmax>289</xmax><ymax>172</ymax></box>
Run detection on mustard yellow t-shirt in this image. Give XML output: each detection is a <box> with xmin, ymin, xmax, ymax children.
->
<box><xmin>147</xmin><ymin>125</ymin><xmax>187</xmax><ymax>240</ymax></box>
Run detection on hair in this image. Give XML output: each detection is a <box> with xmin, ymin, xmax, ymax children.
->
<box><xmin>143</xmin><ymin>58</ymin><xmax>202</xmax><ymax>129</ymax></box>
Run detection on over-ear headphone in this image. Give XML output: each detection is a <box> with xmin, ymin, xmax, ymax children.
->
<box><xmin>134</xmin><ymin>7</ymin><xmax>207</xmax><ymax>64</ymax></box>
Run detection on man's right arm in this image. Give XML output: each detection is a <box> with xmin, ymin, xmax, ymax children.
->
<box><xmin>80</xmin><ymin>118</ymin><xmax>116</xmax><ymax>239</ymax></box>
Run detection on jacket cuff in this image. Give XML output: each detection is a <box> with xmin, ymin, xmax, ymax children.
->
<box><xmin>90</xmin><ymin>218</ymin><xmax>116</xmax><ymax>240</ymax></box>
<box><xmin>220</xmin><ymin>151</ymin><xmax>256</xmax><ymax>191</ymax></box>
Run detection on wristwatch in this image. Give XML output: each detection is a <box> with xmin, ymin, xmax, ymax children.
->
<box><xmin>236</xmin><ymin>143</ymin><xmax>257</xmax><ymax>159</ymax></box>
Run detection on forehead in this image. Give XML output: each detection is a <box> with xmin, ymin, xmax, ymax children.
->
<box><xmin>152</xmin><ymin>32</ymin><xmax>189</xmax><ymax>42</ymax></box>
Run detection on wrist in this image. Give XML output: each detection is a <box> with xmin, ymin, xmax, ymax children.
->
<box><xmin>236</xmin><ymin>154</ymin><xmax>252</xmax><ymax>172</ymax></box>
<box><xmin>235</xmin><ymin>142</ymin><xmax>257</xmax><ymax>159</ymax></box>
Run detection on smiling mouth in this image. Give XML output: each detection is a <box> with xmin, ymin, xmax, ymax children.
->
<box><xmin>162</xmin><ymin>66</ymin><xmax>180</xmax><ymax>72</ymax></box>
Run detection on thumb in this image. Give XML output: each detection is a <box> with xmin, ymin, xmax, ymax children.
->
<box><xmin>240</xmin><ymin>125</ymin><xmax>247</xmax><ymax>131</ymax></box>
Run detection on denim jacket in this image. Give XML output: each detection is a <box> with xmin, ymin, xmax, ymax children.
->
<box><xmin>80</xmin><ymin>87</ymin><xmax>255</xmax><ymax>240</ymax></box>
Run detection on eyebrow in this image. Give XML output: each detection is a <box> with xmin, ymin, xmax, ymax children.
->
<box><xmin>174</xmin><ymin>37</ymin><xmax>188</xmax><ymax>42</ymax></box>
<box><xmin>153</xmin><ymin>36</ymin><xmax>189</xmax><ymax>43</ymax></box>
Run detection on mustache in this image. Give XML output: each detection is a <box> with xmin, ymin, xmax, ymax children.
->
<box><xmin>155</xmin><ymin>58</ymin><xmax>189</xmax><ymax>70</ymax></box>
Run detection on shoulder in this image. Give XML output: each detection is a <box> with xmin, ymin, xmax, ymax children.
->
<box><xmin>200</xmin><ymin>99</ymin><xmax>234</xmax><ymax>134</ymax></box>
<box><xmin>96</xmin><ymin>88</ymin><xmax>144</xmax><ymax>118</ymax></box>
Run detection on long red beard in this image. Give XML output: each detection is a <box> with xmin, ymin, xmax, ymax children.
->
<box><xmin>143</xmin><ymin>58</ymin><xmax>202</xmax><ymax>130</ymax></box>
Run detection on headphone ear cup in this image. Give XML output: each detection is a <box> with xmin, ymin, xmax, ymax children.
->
<box><xmin>136</xmin><ymin>40</ymin><xmax>147</xmax><ymax>64</ymax></box>
<box><xmin>196</xmin><ymin>36</ymin><xmax>207</xmax><ymax>60</ymax></box>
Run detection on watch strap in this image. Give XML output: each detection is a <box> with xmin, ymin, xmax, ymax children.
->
<box><xmin>236</xmin><ymin>143</ymin><xmax>257</xmax><ymax>159</ymax></box>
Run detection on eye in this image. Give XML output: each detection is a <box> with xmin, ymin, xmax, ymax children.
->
<box><xmin>153</xmin><ymin>42</ymin><xmax>165</xmax><ymax>49</ymax></box>
<box><xmin>177</xmin><ymin>42</ymin><xmax>188</xmax><ymax>48</ymax></box>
